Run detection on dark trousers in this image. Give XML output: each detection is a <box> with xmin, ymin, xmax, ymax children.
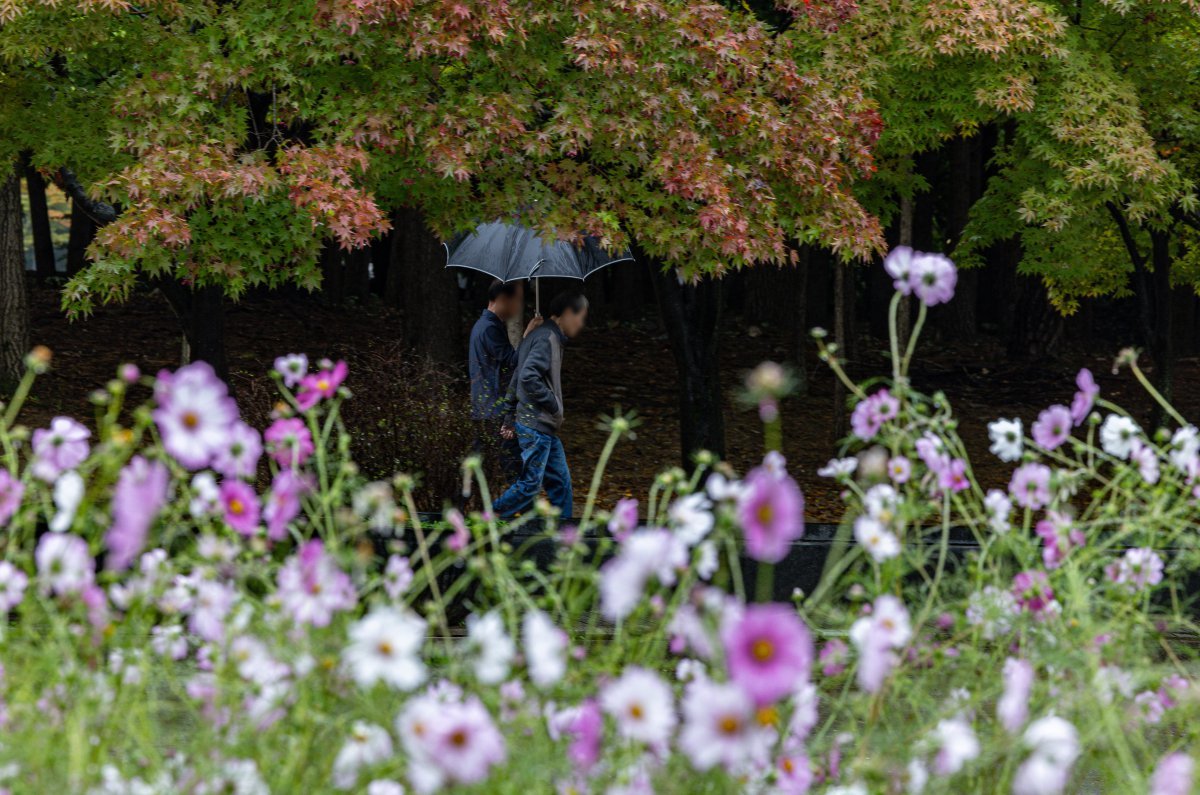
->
<box><xmin>492</xmin><ymin>422</ymin><xmax>573</xmax><ymax>519</ymax></box>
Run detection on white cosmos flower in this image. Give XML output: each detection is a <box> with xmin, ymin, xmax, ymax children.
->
<box><xmin>854</xmin><ymin>516</ymin><xmax>901</xmax><ymax>563</ymax></box>
<box><xmin>523</xmin><ymin>609</ymin><xmax>567</xmax><ymax>688</ymax></box>
<box><xmin>669</xmin><ymin>493</ymin><xmax>714</xmax><ymax>546</ymax></box>
<box><xmin>49</xmin><ymin>470</ymin><xmax>85</xmax><ymax>533</ymax></box>
<box><xmin>465</xmin><ymin>611</ymin><xmax>515</xmax><ymax>685</ymax></box>
<box><xmin>678</xmin><ymin>678</ymin><xmax>772</xmax><ymax>773</ymax></box>
<box><xmin>931</xmin><ymin>716</ymin><xmax>979</xmax><ymax>775</ymax></box>
<box><xmin>696</xmin><ymin>540</ymin><xmax>718</xmax><ymax>581</ymax></box>
<box><xmin>35</xmin><ymin>532</ymin><xmax>93</xmax><ymax>595</ymax></box>
<box><xmin>343</xmin><ymin>607</ymin><xmax>426</xmax><ymax>691</ymax></box>
<box><xmin>863</xmin><ymin>484</ymin><xmax>900</xmax><ymax>524</ymax></box>
<box><xmin>332</xmin><ymin>722</ymin><xmax>394</xmax><ymax>790</ymax></box>
<box><xmin>600</xmin><ymin>666</ymin><xmax>676</xmax><ymax>746</ymax></box>
<box><xmin>1100</xmin><ymin>414</ymin><xmax>1140</xmax><ymax>460</ymax></box>
<box><xmin>984</xmin><ymin>489</ymin><xmax>1012</xmax><ymax>534</ymax></box>
<box><xmin>817</xmin><ymin>457</ymin><xmax>858</xmax><ymax>479</ymax></box>
<box><xmin>988</xmin><ymin>418</ymin><xmax>1023</xmax><ymax>462</ymax></box>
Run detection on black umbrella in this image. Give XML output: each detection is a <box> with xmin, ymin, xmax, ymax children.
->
<box><xmin>444</xmin><ymin>221</ymin><xmax>634</xmax><ymax>314</ymax></box>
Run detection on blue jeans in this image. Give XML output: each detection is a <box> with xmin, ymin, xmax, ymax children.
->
<box><xmin>492</xmin><ymin>423</ymin><xmax>573</xmax><ymax>519</ymax></box>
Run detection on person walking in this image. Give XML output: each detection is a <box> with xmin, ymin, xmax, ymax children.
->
<box><xmin>493</xmin><ymin>291</ymin><xmax>589</xmax><ymax>519</ymax></box>
<box><xmin>469</xmin><ymin>280</ymin><xmax>540</xmax><ymax>483</ymax></box>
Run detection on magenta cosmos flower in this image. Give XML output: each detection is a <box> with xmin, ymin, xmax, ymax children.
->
<box><xmin>153</xmin><ymin>362</ymin><xmax>239</xmax><ymax>470</ymax></box>
<box><xmin>104</xmin><ymin>456</ymin><xmax>170</xmax><ymax>571</ymax></box>
<box><xmin>1031</xmin><ymin>405</ymin><xmax>1072</xmax><ymax>451</ymax></box>
<box><xmin>295</xmin><ymin>359</ymin><xmax>348</xmax><ymax>411</ymax></box>
<box><xmin>722</xmin><ymin>602</ymin><xmax>814</xmax><ymax>706</ymax></box>
<box><xmin>1070</xmin><ymin>368</ymin><xmax>1098</xmax><ymax>427</ymax></box>
<box><xmin>263</xmin><ymin>417</ymin><xmax>315</xmax><ymax>468</ymax></box>
<box><xmin>30</xmin><ymin>416</ymin><xmax>90</xmax><ymax>482</ymax></box>
<box><xmin>0</xmin><ymin>470</ymin><xmax>23</xmax><ymax>527</ymax></box>
<box><xmin>736</xmin><ymin>467</ymin><xmax>805</xmax><ymax>564</ymax></box>
<box><xmin>219</xmin><ymin>479</ymin><xmax>260</xmax><ymax>536</ymax></box>
<box><xmin>1012</xmin><ymin>570</ymin><xmax>1055</xmax><ymax>615</ymax></box>
<box><xmin>1009</xmin><ymin>462</ymin><xmax>1052</xmax><ymax>511</ymax></box>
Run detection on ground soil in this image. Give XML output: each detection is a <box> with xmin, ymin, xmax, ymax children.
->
<box><xmin>16</xmin><ymin>281</ymin><xmax>1195</xmax><ymax>522</ymax></box>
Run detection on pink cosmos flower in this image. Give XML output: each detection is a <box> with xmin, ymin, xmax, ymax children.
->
<box><xmin>887</xmin><ymin>456</ymin><xmax>911</xmax><ymax>484</ymax></box>
<box><xmin>883</xmin><ymin>245</ymin><xmax>916</xmax><ymax>294</ymax></box>
<box><xmin>399</xmin><ymin>690</ymin><xmax>507</xmax><ymax>792</ymax></box>
<box><xmin>30</xmin><ymin>417</ymin><xmax>90</xmax><ymax>482</ymax></box>
<box><xmin>909</xmin><ymin>252</ymin><xmax>957</xmax><ymax>306</ymax></box>
<box><xmin>277</xmin><ymin>540</ymin><xmax>357</xmax><ymax>627</ymax></box>
<box><xmin>1151</xmin><ymin>752</ymin><xmax>1194</xmax><ymax>795</ymax></box>
<box><xmin>263</xmin><ymin>469</ymin><xmax>309</xmax><ymax>542</ymax></box>
<box><xmin>819</xmin><ymin>639</ymin><xmax>849</xmax><ymax>677</ymax></box>
<box><xmin>723</xmin><ymin>602</ymin><xmax>814</xmax><ymax>706</ymax></box>
<box><xmin>104</xmin><ymin>456</ymin><xmax>170</xmax><ymax>571</ymax></box>
<box><xmin>273</xmin><ymin>353</ymin><xmax>309</xmax><ymax>388</ymax></box>
<box><xmin>937</xmin><ymin>457</ymin><xmax>970</xmax><ymax>493</ymax></box>
<box><xmin>1031</xmin><ymin>405</ymin><xmax>1072</xmax><ymax>451</ymax></box>
<box><xmin>566</xmin><ymin>699</ymin><xmax>603</xmax><ymax>771</ymax></box>
<box><xmin>0</xmin><ymin>561</ymin><xmax>28</xmax><ymax>613</ymax></box>
<box><xmin>445</xmin><ymin>508</ymin><xmax>470</xmax><ymax>552</ymax></box>
<box><xmin>849</xmin><ymin>595</ymin><xmax>911</xmax><ymax>694</ymax></box>
<box><xmin>263</xmin><ymin>417</ymin><xmax>314</xmax><ymax>468</ymax></box>
<box><xmin>1105</xmin><ymin>547</ymin><xmax>1164</xmax><ymax>593</ymax></box>
<box><xmin>211</xmin><ymin>421</ymin><xmax>262</xmax><ymax>480</ymax></box>
<box><xmin>608</xmin><ymin>497</ymin><xmax>638</xmax><ymax>542</ymax></box>
<box><xmin>849</xmin><ymin>389</ymin><xmax>899</xmax><ymax>441</ymax></box>
<box><xmin>188</xmin><ymin>580</ymin><xmax>235</xmax><ymax>643</ymax></box>
<box><xmin>776</xmin><ymin>746</ymin><xmax>814</xmax><ymax>794</ymax></box>
<box><xmin>1035</xmin><ymin>513</ymin><xmax>1084</xmax><ymax>570</ymax></box>
<box><xmin>383</xmin><ymin>555</ymin><xmax>414</xmax><ymax>600</ymax></box>
<box><xmin>736</xmin><ymin>467</ymin><xmax>805</xmax><ymax>564</ymax></box>
<box><xmin>295</xmin><ymin>359</ymin><xmax>348</xmax><ymax>411</ymax></box>
<box><xmin>220</xmin><ymin>479</ymin><xmax>260</xmax><ymax>537</ymax></box>
<box><xmin>35</xmin><ymin>533</ymin><xmax>94</xmax><ymax>595</ymax></box>
<box><xmin>998</xmin><ymin>657</ymin><xmax>1034</xmax><ymax>733</ymax></box>
<box><xmin>1009</xmin><ymin>463</ymin><xmax>1052</xmax><ymax>511</ymax></box>
<box><xmin>0</xmin><ymin>471</ymin><xmax>23</xmax><ymax>527</ymax></box>
<box><xmin>153</xmin><ymin>362</ymin><xmax>239</xmax><ymax>471</ymax></box>
<box><xmin>1069</xmin><ymin>368</ymin><xmax>1098</xmax><ymax>427</ymax></box>
<box><xmin>1012</xmin><ymin>570</ymin><xmax>1055</xmax><ymax>615</ymax></box>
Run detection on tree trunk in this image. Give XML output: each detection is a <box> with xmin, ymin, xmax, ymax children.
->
<box><xmin>319</xmin><ymin>241</ymin><xmax>345</xmax><ymax>304</ymax></box>
<box><xmin>0</xmin><ymin>167</ymin><xmax>29</xmax><ymax>389</ymax></box>
<box><xmin>895</xmin><ymin>195</ymin><xmax>914</xmax><ymax>351</ymax></box>
<box><xmin>1147</xmin><ymin>229</ymin><xmax>1174</xmax><ymax>427</ymax></box>
<box><xmin>790</xmin><ymin>246</ymin><xmax>810</xmax><ymax>395</ymax></box>
<box><xmin>157</xmin><ymin>279</ymin><xmax>229</xmax><ymax>382</ymax></box>
<box><xmin>1005</xmin><ymin>272</ymin><xmax>1063</xmax><ymax>359</ymax></box>
<box><xmin>391</xmin><ymin>206</ymin><xmax>461</xmax><ymax>365</ymax></box>
<box><xmin>651</xmin><ymin>265</ymin><xmax>726</xmax><ymax>467</ymax></box>
<box><xmin>938</xmin><ymin>136</ymin><xmax>980</xmax><ymax>338</ymax></box>
<box><xmin>22</xmin><ymin>157</ymin><xmax>56</xmax><ymax>281</ymax></box>
<box><xmin>832</xmin><ymin>263</ymin><xmax>849</xmax><ymax>439</ymax></box>
<box><xmin>66</xmin><ymin>200</ymin><xmax>96</xmax><ymax>277</ymax></box>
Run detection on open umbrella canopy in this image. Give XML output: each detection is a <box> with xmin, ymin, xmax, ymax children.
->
<box><xmin>444</xmin><ymin>221</ymin><xmax>634</xmax><ymax>284</ymax></box>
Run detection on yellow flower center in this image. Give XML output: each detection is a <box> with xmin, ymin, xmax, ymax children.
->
<box><xmin>752</xmin><ymin>638</ymin><xmax>775</xmax><ymax>662</ymax></box>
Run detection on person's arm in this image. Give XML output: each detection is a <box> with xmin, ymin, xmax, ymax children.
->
<box><xmin>486</xmin><ymin>323</ymin><xmax>518</xmax><ymax>370</ymax></box>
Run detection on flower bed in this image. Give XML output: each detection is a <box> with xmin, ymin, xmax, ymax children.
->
<box><xmin>0</xmin><ymin>252</ymin><xmax>1198</xmax><ymax>794</ymax></box>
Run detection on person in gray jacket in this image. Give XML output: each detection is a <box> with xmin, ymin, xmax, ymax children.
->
<box><xmin>492</xmin><ymin>291</ymin><xmax>589</xmax><ymax>519</ymax></box>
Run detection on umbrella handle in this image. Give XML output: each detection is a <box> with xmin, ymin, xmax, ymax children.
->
<box><xmin>535</xmin><ymin>278</ymin><xmax>541</xmax><ymax>316</ymax></box>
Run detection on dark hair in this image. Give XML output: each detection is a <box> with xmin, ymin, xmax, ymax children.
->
<box><xmin>487</xmin><ymin>279</ymin><xmax>520</xmax><ymax>302</ymax></box>
<box><xmin>548</xmin><ymin>290</ymin><xmax>589</xmax><ymax>318</ymax></box>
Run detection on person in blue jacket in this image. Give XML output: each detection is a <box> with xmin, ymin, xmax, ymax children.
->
<box><xmin>493</xmin><ymin>291</ymin><xmax>588</xmax><ymax>519</ymax></box>
<box><xmin>469</xmin><ymin>280</ymin><xmax>541</xmax><ymax>483</ymax></box>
